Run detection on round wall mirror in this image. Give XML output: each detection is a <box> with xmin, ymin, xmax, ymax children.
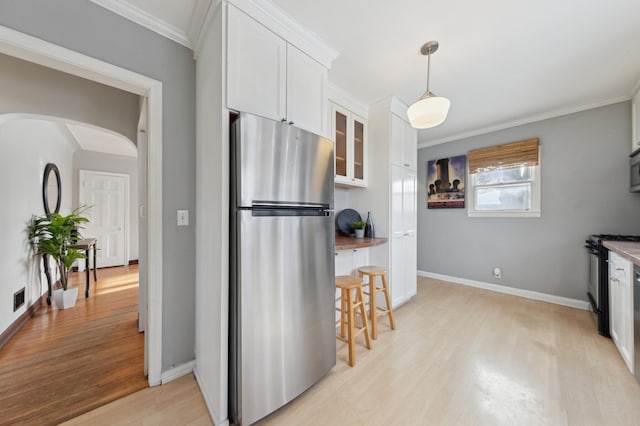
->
<box><xmin>42</xmin><ymin>163</ymin><xmax>61</xmax><ymax>216</ymax></box>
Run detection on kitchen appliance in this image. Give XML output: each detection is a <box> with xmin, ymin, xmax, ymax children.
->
<box><xmin>634</xmin><ymin>265</ymin><xmax>640</xmax><ymax>384</ymax></box>
<box><xmin>630</xmin><ymin>148</ymin><xmax>640</xmax><ymax>192</ymax></box>
<box><xmin>229</xmin><ymin>112</ymin><xmax>336</xmax><ymax>425</ymax></box>
<box><xmin>585</xmin><ymin>234</ymin><xmax>640</xmax><ymax>336</ymax></box>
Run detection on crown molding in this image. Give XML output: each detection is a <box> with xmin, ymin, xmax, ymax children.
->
<box><xmin>228</xmin><ymin>0</ymin><xmax>339</xmax><ymax>69</ymax></box>
<box><xmin>188</xmin><ymin>0</ymin><xmax>216</xmax><ymax>56</ymax></box>
<box><xmin>90</xmin><ymin>0</ymin><xmax>192</xmax><ymax>49</ymax></box>
<box><xmin>192</xmin><ymin>0</ymin><xmax>222</xmax><ymax>59</ymax></box>
<box><xmin>327</xmin><ymin>83</ymin><xmax>369</xmax><ymax>118</ymax></box>
<box><xmin>417</xmin><ymin>96</ymin><xmax>631</xmax><ymax>149</ymax></box>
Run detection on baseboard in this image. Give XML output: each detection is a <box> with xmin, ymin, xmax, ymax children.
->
<box><xmin>161</xmin><ymin>360</ymin><xmax>196</xmax><ymax>384</ymax></box>
<box><xmin>0</xmin><ymin>296</ymin><xmax>44</xmax><ymax>350</ymax></box>
<box><xmin>193</xmin><ymin>368</ymin><xmax>229</xmax><ymax>426</ymax></box>
<box><xmin>129</xmin><ymin>259</ymin><xmax>139</xmax><ymax>265</ymax></box>
<box><xmin>417</xmin><ymin>270</ymin><xmax>591</xmax><ymax>311</ymax></box>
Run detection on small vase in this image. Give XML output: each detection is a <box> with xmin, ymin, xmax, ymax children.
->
<box><xmin>355</xmin><ymin>228</ymin><xmax>365</xmax><ymax>238</ymax></box>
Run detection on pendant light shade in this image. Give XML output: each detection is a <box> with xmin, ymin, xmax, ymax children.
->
<box><xmin>407</xmin><ymin>41</ymin><xmax>450</xmax><ymax>129</ymax></box>
<box><xmin>407</xmin><ymin>91</ymin><xmax>450</xmax><ymax>129</ymax></box>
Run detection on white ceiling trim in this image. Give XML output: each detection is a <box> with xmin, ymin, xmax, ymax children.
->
<box><xmin>192</xmin><ymin>0</ymin><xmax>222</xmax><ymax>59</ymax></box>
<box><xmin>188</xmin><ymin>0</ymin><xmax>215</xmax><ymax>55</ymax></box>
<box><xmin>229</xmin><ymin>0</ymin><xmax>339</xmax><ymax>69</ymax></box>
<box><xmin>90</xmin><ymin>0</ymin><xmax>192</xmax><ymax>48</ymax></box>
<box><xmin>417</xmin><ymin>96</ymin><xmax>632</xmax><ymax>149</ymax></box>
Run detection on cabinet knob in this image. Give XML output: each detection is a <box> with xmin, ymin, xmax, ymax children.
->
<box><xmin>281</xmin><ymin>118</ymin><xmax>287</xmax><ymax>123</ymax></box>
<box><xmin>616</xmin><ymin>267</ymin><xmax>625</xmax><ymax>271</ymax></box>
<box><xmin>352</xmin><ymin>178</ymin><xmax>355</xmax><ymax>181</ymax></box>
<box><xmin>288</xmin><ymin>121</ymin><xmax>294</xmax><ymax>125</ymax></box>
<box><xmin>404</xmin><ymin>164</ymin><xmax>410</xmax><ymax>167</ymax></box>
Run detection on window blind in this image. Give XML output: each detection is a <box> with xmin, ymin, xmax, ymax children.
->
<box><xmin>468</xmin><ymin>138</ymin><xmax>539</xmax><ymax>174</ymax></box>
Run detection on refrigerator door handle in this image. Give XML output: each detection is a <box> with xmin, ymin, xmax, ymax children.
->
<box><xmin>252</xmin><ymin>200</ymin><xmax>330</xmax><ymax>209</ymax></box>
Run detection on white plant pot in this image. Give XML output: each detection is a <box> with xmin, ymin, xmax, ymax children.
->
<box><xmin>355</xmin><ymin>228</ymin><xmax>365</xmax><ymax>238</ymax></box>
<box><xmin>53</xmin><ymin>287</ymin><xmax>78</xmax><ymax>310</ymax></box>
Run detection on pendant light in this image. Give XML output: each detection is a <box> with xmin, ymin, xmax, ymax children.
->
<box><xmin>407</xmin><ymin>41</ymin><xmax>450</xmax><ymax>129</ymax></box>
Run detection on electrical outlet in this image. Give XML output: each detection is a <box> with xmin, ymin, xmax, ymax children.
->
<box><xmin>493</xmin><ymin>267</ymin><xmax>502</xmax><ymax>279</ymax></box>
<box><xmin>177</xmin><ymin>210</ymin><xmax>189</xmax><ymax>226</ymax></box>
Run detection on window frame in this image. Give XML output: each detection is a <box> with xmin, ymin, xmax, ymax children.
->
<box><xmin>467</xmin><ymin>147</ymin><xmax>541</xmax><ymax>218</ymax></box>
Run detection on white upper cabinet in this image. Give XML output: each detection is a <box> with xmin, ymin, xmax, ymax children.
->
<box><xmin>226</xmin><ymin>4</ymin><xmax>327</xmax><ymax>136</ymax></box>
<box><xmin>332</xmin><ymin>102</ymin><xmax>367</xmax><ymax>187</ymax></box>
<box><xmin>632</xmin><ymin>88</ymin><xmax>640</xmax><ymax>153</ymax></box>
<box><xmin>227</xmin><ymin>4</ymin><xmax>286</xmax><ymax>122</ymax></box>
<box><xmin>390</xmin><ymin>113</ymin><xmax>417</xmax><ymax>170</ymax></box>
<box><xmin>286</xmin><ymin>45</ymin><xmax>327</xmax><ymax>136</ymax></box>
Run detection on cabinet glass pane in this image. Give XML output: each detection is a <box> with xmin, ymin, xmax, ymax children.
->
<box><xmin>335</xmin><ymin>111</ymin><xmax>347</xmax><ymax>177</ymax></box>
<box><xmin>354</xmin><ymin>119</ymin><xmax>364</xmax><ymax>180</ymax></box>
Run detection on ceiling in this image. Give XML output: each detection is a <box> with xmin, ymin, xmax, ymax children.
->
<box><xmin>97</xmin><ymin>0</ymin><xmax>640</xmax><ymax>146</ymax></box>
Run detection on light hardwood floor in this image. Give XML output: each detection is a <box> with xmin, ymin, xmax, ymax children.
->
<box><xmin>67</xmin><ymin>276</ymin><xmax>640</xmax><ymax>425</ymax></box>
<box><xmin>0</xmin><ymin>265</ymin><xmax>146</xmax><ymax>425</ymax></box>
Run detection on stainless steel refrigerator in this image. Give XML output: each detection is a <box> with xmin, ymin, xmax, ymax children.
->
<box><xmin>229</xmin><ymin>112</ymin><xmax>336</xmax><ymax>425</ymax></box>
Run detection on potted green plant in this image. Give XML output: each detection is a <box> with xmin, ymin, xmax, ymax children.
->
<box><xmin>352</xmin><ymin>221</ymin><xmax>366</xmax><ymax>238</ymax></box>
<box><xmin>28</xmin><ymin>207</ymin><xmax>89</xmax><ymax>309</ymax></box>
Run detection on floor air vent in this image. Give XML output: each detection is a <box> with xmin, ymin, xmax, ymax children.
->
<box><xmin>13</xmin><ymin>287</ymin><xmax>25</xmax><ymax>312</ymax></box>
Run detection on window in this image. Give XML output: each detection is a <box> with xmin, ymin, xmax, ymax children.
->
<box><xmin>467</xmin><ymin>138</ymin><xmax>540</xmax><ymax>217</ymax></box>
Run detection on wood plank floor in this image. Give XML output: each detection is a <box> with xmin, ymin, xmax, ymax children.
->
<box><xmin>68</xmin><ymin>276</ymin><xmax>640</xmax><ymax>425</ymax></box>
<box><xmin>0</xmin><ymin>265</ymin><xmax>146</xmax><ymax>426</ymax></box>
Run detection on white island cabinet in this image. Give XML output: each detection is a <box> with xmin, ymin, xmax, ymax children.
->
<box><xmin>227</xmin><ymin>3</ymin><xmax>327</xmax><ymax>136</ymax></box>
<box><xmin>609</xmin><ymin>251</ymin><xmax>635</xmax><ymax>374</ymax></box>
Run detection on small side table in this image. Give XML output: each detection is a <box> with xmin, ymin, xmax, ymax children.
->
<box><xmin>68</xmin><ymin>238</ymin><xmax>98</xmax><ymax>298</ymax></box>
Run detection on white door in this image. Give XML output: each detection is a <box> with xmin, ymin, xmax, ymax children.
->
<box><xmin>286</xmin><ymin>44</ymin><xmax>327</xmax><ymax>136</ymax></box>
<box><xmin>80</xmin><ymin>170</ymin><xmax>129</xmax><ymax>268</ymax></box>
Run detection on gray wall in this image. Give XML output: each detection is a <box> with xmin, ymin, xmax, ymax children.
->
<box><xmin>417</xmin><ymin>101</ymin><xmax>640</xmax><ymax>301</ymax></box>
<box><xmin>0</xmin><ymin>53</ymin><xmax>139</xmax><ymax>142</ymax></box>
<box><xmin>0</xmin><ymin>1</ymin><xmax>196</xmax><ymax>370</ymax></box>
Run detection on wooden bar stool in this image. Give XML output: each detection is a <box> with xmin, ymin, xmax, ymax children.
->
<box><xmin>335</xmin><ymin>275</ymin><xmax>371</xmax><ymax>366</ymax></box>
<box><xmin>358</xmin><ymin>266</ymin><xmax>396</xmax><ymax>339</ymax></box>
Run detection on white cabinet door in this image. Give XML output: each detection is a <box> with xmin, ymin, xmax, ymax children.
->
<box><xmin>390</xmin><ymin>165</ymin><xmax>418</xmax><ymax>307</ymax></box>
<box><xmin>390</xmin><ymin>114</ymin><xmax>405</xmax><ymax>167</ymax></box>
<box><xmin>227</xmin><ymin>4</ymin><xmax>286</xmax><ymax>122</ymax></box>
<box><xmin>609</xmin><ymin>251</ymin><xmax>635</xmax><ymax>373</ymax></box>
<box><xmin>404</xmin><ymin>123</ymin><xmax>417</xmax><ymax>170</ymax></box>
<box><xmin>335</xmin><ymin>250</ymin><xmax>352</xmax><ymax>276</ymax></box>
<box><xmin>286</xmin><ymin>44</ymin><xmax>326</xmax><ymax>136</ymax></box>
<box><xmin>390</xmin><ymin>234</ymin><xmax>405</xmax><ymax>307</ymax></box>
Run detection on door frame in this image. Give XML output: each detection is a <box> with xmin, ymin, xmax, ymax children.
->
<box><xmin>0</xmin><ymin>25</ymin><xmax>163</xmax><ymax>385</ymax></box>
<box><xmin>79</xmin><ymin>169</ymin><xmax>131</xmax><ymax>268</ymax></box>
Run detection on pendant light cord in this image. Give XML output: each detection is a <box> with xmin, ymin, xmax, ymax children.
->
<box><xmin>426</xmin><ymin>50</ymin><xmax>431</xmax><ymax>93</ymax></box>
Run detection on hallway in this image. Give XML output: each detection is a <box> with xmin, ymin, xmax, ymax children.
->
<box><xmin>0</xmin><ymin>265</ymin><xmax>145</xmax><ymax>425</ymax></box>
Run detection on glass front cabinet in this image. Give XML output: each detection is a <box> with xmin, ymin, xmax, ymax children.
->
<box><xmin>331</xmin><ymin>102</ymin><xmax>367</xmax><ymax>187</ymax></box>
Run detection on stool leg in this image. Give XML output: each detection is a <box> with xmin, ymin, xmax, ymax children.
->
<box><xmin>340</xmin><ymin>288</ymin><xmax>347</xmax><ymax>339</ymax></box>
<box><xmin>382</xmin><ymin>272</ymin><xmax>396</xmax><ymax>330</ymax></box>
<box><xmin>357</xmin><ymin>286</ymin><xmax>371</xmax><ymax>349</ymax></box>
<box><xmin>368</xmin><ymin>274</ymin><xmax>378</xmax><ymax>339</ymax></box>
<box><xmin>347</xmin><ymin>287</ymin><xmax>356</xmax><ymax>366</ymax></box>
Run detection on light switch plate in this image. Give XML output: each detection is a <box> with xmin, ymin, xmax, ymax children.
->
<box><xmin>177</xmin><ymin>210</ymin><xmax>189</xmax><ymax>226</ymax></box>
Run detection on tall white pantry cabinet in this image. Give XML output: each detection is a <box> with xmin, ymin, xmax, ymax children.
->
<box><xmin>351</xmin><ymin>97</ymin><xmax>418</xmax><ymax>308</ymax></box>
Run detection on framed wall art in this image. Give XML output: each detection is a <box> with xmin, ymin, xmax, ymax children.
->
<box><xmin>426</xmin><ymin>154</ymin><xmax>466</xmax><ymax>209</ymax></box>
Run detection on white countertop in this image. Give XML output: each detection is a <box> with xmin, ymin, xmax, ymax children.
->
<box><xmin>603</xmin><ymin>241</ymin><xmax>640</xmax><ymax>267</ymax></box>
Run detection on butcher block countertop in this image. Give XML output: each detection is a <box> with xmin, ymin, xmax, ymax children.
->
<box><xmin>603</xmin><ymin>241</ymin><xmax>640</xmax><ymax>267</ymax></box>
<box><xmin>335</xmin><ymin>234</ymin><xmax>388</xmax><ymax>251</ymax></box>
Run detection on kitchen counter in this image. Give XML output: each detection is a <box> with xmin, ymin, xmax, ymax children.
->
<box><xmin>335</xmin><ymin>234</ymin><xmax>387</xmax><ymax>251</ymax></box>
<box><xmin>603</xmin><ymin>241</ymin><xmax>640</xmax><ymax>267</ymax></box>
